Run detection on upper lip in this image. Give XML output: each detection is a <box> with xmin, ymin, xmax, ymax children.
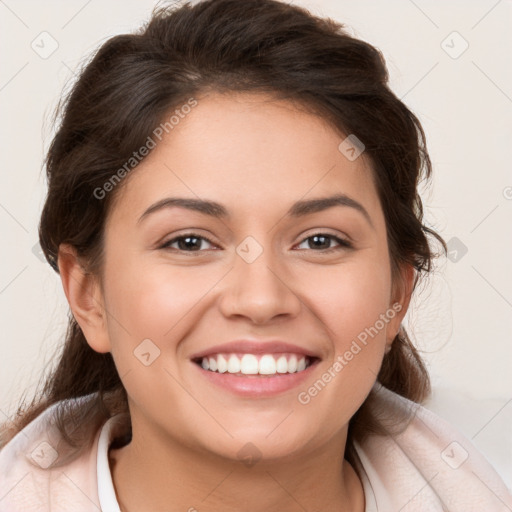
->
<box><xmin>189</xmin><ymin>340</ymin><xmax>321</xmax><ymax>360</ymax></box>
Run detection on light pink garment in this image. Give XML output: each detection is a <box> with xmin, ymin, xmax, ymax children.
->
<box><xmin>1</xmin><ymin>383</ymin><xmax>511</xmax><ymax>511</ymax></box>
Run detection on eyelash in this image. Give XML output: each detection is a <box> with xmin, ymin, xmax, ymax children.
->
<box><xmin>160</xmin><ymin>232</ymin><xmax>353</xmax><ymax>254</ymax></box>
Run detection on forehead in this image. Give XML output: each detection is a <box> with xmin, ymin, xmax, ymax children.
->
<box><xmin>108</xmin><ymin>91</ymin><xmax>382</xmax><ymax>226</ymax></box>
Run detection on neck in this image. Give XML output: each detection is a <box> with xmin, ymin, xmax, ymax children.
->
<box><xmin>109</xmin><ymin>424</ymin><xmax>365</xmax><ymax>512</ymax></box>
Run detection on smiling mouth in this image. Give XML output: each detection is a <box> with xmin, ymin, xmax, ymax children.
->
<box><xmin>192</xmin><ymin>352</ymin><xmax>320</xmax><ymax>377</ymax></box>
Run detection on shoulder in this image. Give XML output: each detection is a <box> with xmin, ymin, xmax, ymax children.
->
<box><xmin>354</xmin><ymin>383</ymin><xmax>512</xmax><ymax>512</ymax></box>
<box><xmin>0</xmin><ymin>393</ymin><xmax>107</xmax><ymax>512</ymax></box>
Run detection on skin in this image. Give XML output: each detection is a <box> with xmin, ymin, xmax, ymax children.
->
<box><xmin>58</xmin><ymin>91</ymin><xmax>414</xmax><ymax>512</ymax></box>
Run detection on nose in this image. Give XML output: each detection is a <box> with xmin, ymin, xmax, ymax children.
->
<box><xmin>217</xmin><ymin>241</ymin><xmax>302</xmax><ymax>325</ymax></box>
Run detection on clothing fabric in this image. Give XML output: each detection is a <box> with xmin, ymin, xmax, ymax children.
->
<box><xmin>1</xmin><ymin>383</ymin><xmax>511</xmax><ymax>511</ymax></box>
<box><xmin>97</xmin><ymin>417</ymin><xmax>121</xmax><ymax>512</ymax></box>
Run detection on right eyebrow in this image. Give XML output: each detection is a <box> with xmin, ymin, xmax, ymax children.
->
<box><xmin>138</xmin><ymin>197</ymin><xmax>229</xmax><ymax>224</ymax></box>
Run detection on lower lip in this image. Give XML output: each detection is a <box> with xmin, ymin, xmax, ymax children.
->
<box><xmin>191</xmin><ymin>359</ymin><xmax>321</xmax><ymax>398</ymax></box>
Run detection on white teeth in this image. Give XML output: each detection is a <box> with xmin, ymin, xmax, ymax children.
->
<box><xmin>199</xmin><ymin>353</ymin><xmax>311</xmax><ymax>375</ymax></box>
<box><xmin>288</xmin><ymin>355</ymin><xmax>298</xmax><ymax>373</ymax></box>
<box><xmin>259</xmin><ymin>354</ymin><xmax>276</xmax><ymax>375</ymax></box>
<box><xmin>227</xmin><ymin>354</ymin><xmax>240</xmax><ymax>373</ymax></box>
<box><xmin>216</xmin><ymin>354</ymin><xmax>228</xmax><ymax>373</ymax></box>
<box><xmin>276</xmin><ymin>356</ymin><xmax>288</xmax><ymax>373</ymax></box>
<box><xmin>240</xmin><ymin>354</ymin><xmax>259</xmax><ymax>374</ymax></box>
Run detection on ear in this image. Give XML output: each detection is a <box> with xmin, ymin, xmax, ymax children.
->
<box><xmin>57</xmin><ymin>243</ymin><xmax>111</xmax><ymax>354</ymax></box>
<box><xmin>385</xmin><ymin>263</ymin><xmax>415</xmax><ymax>352</ymax></box>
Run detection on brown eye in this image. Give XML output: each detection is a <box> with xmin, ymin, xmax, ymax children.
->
<box><xmin>161</xmin><ymin>233</ymin><xmax>216</xmax><ymax>252</ymax></box>
<box><xmin>295</xmin><ymin>233</ymin><xmax>352</xmax><ymax>252</ymax></box>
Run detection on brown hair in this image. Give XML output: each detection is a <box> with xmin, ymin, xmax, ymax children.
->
<box><xmin>0</xmin><ymin>0</ymin><xmax>446</xmax><ymax>469</ymax></box>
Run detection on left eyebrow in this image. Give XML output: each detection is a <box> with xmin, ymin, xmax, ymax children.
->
<box><xmin>287</xmin><ymin>194</ymin><xmax>374</xmax><ymax>229</ymax></box>
<box><xmin>137</xmin><ymin>193</ymin><xmax>374</xmax><ymax>230</ymax></box>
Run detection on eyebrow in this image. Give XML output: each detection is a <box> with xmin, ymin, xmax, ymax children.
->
<box><xmin>137</xmin><ymin>193</ymin><xmax>374</xmax><ymax>229</ymax></box>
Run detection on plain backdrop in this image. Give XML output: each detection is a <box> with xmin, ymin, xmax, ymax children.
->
<box><xmin>1</xmin><ymin>0</ymin><xmax>511</xmax><ymax>486</ymax></box>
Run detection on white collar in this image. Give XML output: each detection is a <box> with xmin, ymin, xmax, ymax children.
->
<box><xmin>97</xmin><ymin>416</ymin><xmax>122</xmax><ymax>512</ymax></box>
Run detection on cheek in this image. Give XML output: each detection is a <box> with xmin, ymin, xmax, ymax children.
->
<box><xmin>101</xmin><ymin>259</ymin><xmax>211</xmax><ymax>407</ymax></box>
<box><xmin>307</xmin><ymin>253</ymin><xmax>391</xmax><ymax>322</ymax></box>
<box><xmin>103</xmin><ymin>255</ymin><xmax>220</xmax><ymax>351</ymax></box>
<box><xmin>301</xmin><ymin>254</ymin><xmax>392</xmax><ymax>365</ymax></box>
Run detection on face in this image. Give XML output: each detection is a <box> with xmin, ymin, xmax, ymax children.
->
<box><xmin>71</xmin><ymin>92</ymin><xmax>410</xmax><ymax>464</ymax></box>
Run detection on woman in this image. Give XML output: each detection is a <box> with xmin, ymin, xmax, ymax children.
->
<box><xmin>0</xmin><ymin>0</ymin><xmax>510</xmax><ymax>510</ymax></box>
